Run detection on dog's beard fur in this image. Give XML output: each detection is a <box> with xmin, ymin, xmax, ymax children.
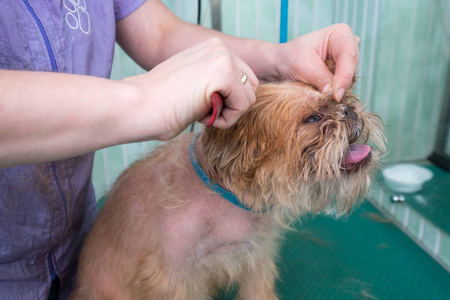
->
<box><xmin>203</xmin><ymin>81</ymin><xmax>385</xmax><ymax>226</ymax></box>
<box><xmin>72</xmin><ymin>72</ymin><xmax>385</xmax><ymax>299</ymax></box>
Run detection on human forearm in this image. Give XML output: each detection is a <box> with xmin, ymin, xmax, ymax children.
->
<box><xmin>0</xmin><ymin>70</ymin><xmax>142</xmax><ymax>167</ymax></box>
<box><xmin>0</xmin><ymin>39</ymin><xmax>258</xmax><ymax>168</ymax></box>
<box><xmin>160</xmin><ymin>24</ymin><xmax>280</xmax><ymax>82</ymax></box>
<box><xmin>116</xmin><ymin>0</ymin><xmax>279</xmax><ymax>81</ymax></box>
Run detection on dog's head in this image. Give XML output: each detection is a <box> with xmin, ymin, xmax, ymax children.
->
<box><xmin>202</xmin><ymin>77</ymin><xmax>385</xmax><ymax>225</ymax></box>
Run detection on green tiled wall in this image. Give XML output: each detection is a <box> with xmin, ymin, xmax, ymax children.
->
<box><xmin>93</xmin><ymin>0</ymin><xmax>450</xmax><ymax>200</ymax></box>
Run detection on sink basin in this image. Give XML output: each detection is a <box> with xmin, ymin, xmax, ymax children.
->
<box><xmin>382</xmin><ymin>164</ymin><xmax>434</xmax><ymax>193</ymax></box>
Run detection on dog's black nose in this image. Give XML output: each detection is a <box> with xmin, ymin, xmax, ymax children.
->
<box><xmin>343</xmin><ymin>105</ymin><xmax>358</xmax><ymax>121</ymax></box>
<box><xmin>342</xmin><ymin>105</ymin><xmax>361</xmax><ymax>143</ymax></box>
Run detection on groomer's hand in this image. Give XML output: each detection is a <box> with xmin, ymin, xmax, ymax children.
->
<box><xmin>276</xmin><ymin>23</ymin><xmax>359</xmax><ymax>101</ymax></box>
<box><xmin>124</xmin><ymin>38</ymin><xmax>258</xmax><ymax>140</ymax></box>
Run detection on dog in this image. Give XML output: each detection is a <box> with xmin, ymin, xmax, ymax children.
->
<box><xmin>72</xmin><ymin>67</ymin><xmax>385</xmax><ymax>299</ymax></box>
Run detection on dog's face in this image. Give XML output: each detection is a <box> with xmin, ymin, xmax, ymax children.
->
<box><xmin>203</xmin><ymin>81</ymin><xmax>385</xmax><ymax>224</ymax></box>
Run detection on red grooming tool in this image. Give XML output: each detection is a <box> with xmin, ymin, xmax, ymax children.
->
<box><xmin>207</xmin><ymin>92</ymin><xmax>224</xmax><ymax>126</ymax></box>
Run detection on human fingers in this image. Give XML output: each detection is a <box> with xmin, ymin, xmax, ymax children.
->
<box><xmin>328</xmin><ymin>25</ymin><xmax>359</xmax><ymax>101</ymax></box>
<box><xmin>332</xmin><ymin>51</ymin><xmax>358</xmax><ymax>101</ymax></box>
<box><xmin>296</xmin><ymin>52</ymin><xmax>336</xmax><ymax>94</ymax></box>
<box><xmin>275</xmin><ymin>30</ymin><xmax>336</xmax><ymax>94</ymax></box>
<box><xmin>130</xmin><ymin>38</ymin><xmax>258</xmax><ymax>137</ymax></box>
<box><xmin>200</xmin><ymin>52</ymin><xmax>258</xmax><ymax>129</ymax></box>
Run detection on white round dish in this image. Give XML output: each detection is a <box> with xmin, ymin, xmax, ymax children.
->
<box><xmin>382</xmin><ymin>164</ymin><xmax>433</xmax><ymax>194</ymax></box>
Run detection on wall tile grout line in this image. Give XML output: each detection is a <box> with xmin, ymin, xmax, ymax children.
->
<box><xmin>410</xmin><ymin>0</ymin><xmax>436</xmax><ymax>158</ymax></box>
<box><xmin>357</xmin><ymin>0</ymin><xmax>369</xmax><ymax>79</ymax></box>
<box><xmin>394</xmin><ymin>0</ymin><xmax>419</xmax><ymax>161</ymax></box>
<box><xmin>418</xmin><ymin>217</ymin><xmax>425</xmax><ymax>242</ymax></box>
<box><xmin>403</xmin><ymin>206</ymin><xmax>410</xmax><ymax>229</ymax></box>
<box><xmin>435</xmin><ymin>231</ymin><xmax>442</xmax><ymax>257</ymax></box>
<box><xmin>379</xmin><ymin>0</ymin><xmax>399</xmax><ymax>123</ymax></box>
<box><xmin>365</xmin><ymin>0</ymin><xmax>380</xmax><ymax>108</ymax></box>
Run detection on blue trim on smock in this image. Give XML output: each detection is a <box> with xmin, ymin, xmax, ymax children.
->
<box><xmin>22</xmin><ymin>0</ymin><xmax>58</xmax><ymax>72</ymax></box>
<box><xmin>23</xmin><ymin>0</ymin><xmax>68</xmax><ymax>282</ymax></box>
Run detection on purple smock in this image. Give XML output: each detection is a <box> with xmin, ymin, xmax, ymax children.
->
<box><xmin>0</xmin><ymin>0</ymin><xmax>145</xmax><ymax>298</ymax></box>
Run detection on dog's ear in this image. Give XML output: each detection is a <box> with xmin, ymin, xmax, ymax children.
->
<box><xmin>325</xmin><ymin>57</ymin><xmax>357</xmax><ymax>88</ymax></box>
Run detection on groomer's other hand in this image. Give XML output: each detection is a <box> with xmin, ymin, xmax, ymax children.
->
<box><xmin>124</xmin><ymin>38</ymin><xmax>258</xmax><ymax>140</ymax></box>
<box><xmin>276</xmin><ymin>23</ymin><xmax>359</xmax><ymax>101</ymax></box>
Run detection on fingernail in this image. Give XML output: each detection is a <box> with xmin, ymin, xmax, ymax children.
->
<box><xmin>335</xmin><ymin>88</ymin><xmax>345</xmax><ymax>102</ymax></box>
<box><xmin>322</xmin><ymin>83</ymin><xmax>331</xmax><ymax>93</ymax></box>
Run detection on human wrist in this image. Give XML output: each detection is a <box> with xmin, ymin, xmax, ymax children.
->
<box><xmin>102</xmin><ymin>79</ymin><xmax>148</xmax><ymax>145</ymax></box>
<box><xmin>250</xmin><ymin>41</ymin><xmax>283</xmax><ymax>82</ymax></box>
<box><xmin>115</xmin><ymin>75</ymin><xmax>172</xmax><ymax>143</ymax></box>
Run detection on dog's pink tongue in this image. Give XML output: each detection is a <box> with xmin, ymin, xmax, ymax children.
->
<box><xmin>344</xmin><ymin>145</ymin><xmax>371</xmax><ymax>165</ymax></box>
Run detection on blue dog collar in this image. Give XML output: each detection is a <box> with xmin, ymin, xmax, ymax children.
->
<box><xmin>189</xmin><ymin>134</ymin><xmax>253</xmax><ymax>212</ymax></box>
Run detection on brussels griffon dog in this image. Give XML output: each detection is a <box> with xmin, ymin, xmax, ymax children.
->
<box><xmin>73</xmin><ymin>69</ymin><xmax>385</xmax><ymax>299</ymax></box>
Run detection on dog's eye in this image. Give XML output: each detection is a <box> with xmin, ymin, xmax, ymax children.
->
<box><xmin>304</xmin><ymin>113</ymin><xmax>322</xmax><ymax>123</ymax></box>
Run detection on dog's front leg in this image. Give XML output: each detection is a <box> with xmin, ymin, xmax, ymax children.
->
<box><xmin>236</xmin><ymin>256</ymin><xmax>279</xmax><ymax>300</ymax></box>
<box><xmin>130</xmin><ymin>253</ymin><xmax>192</xmax><ymax>300</ymax></box>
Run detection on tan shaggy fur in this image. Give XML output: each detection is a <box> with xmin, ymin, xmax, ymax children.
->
<box><xmin>72</xmin><ymin>71</ymin><xmax>385</xmax><ymax>299</ymax></box>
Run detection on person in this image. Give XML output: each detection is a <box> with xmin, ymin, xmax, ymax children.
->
<box><xmin>0</xmin><ymin>0</ymin><xmax>359</xmax><ymax>299</ymax></box>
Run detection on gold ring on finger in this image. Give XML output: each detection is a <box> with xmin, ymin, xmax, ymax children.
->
<box><xmin>240</xmin><ymin>72</ymin><xmax>248</xmax><ymax>85</ymax></box>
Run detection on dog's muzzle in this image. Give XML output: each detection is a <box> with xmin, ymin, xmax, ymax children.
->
<box><xmin>341</xmin><ymin>104</ymin><xmax>371</xmax><ymax>172</ymax></box>
<box><xmin>341</xmin><ymin>104</ymin><xmax>363</xmax><ymax>144</ymax></box>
